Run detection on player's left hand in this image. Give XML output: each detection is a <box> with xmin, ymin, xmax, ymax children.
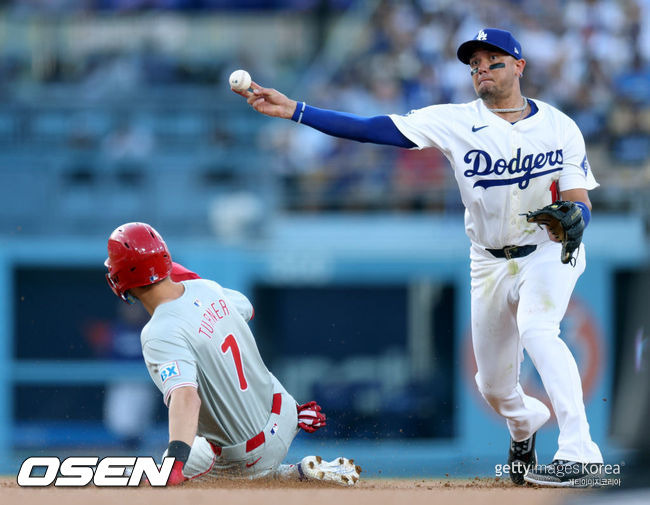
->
<box><xmin>297</xmin><ymin>401</ymin><xmax>327</xmax><ymax>433</ymax></box>
<box><xmin>525</xmin><ymin>200</ymin><xmax>585</xmax><ymax>265</ymax></box>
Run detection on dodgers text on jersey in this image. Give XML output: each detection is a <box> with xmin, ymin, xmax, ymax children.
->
<box><xmin>463</xmin><ymin>147</ymin><xmax>563</xmax><ymax>189</ymax></box>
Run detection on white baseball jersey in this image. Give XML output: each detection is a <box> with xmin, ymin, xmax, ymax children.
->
<box><xmin>388</xmin><ymin>97</ymin><xmax>603</xmax><ymax>463</ymax></box>
<box><xmin>141</xmin><ymin>279</ymin><xmax>276</xmax><ymax>447</ymax></box>
<box><xmin>390</xmin><ymin>98</ymin><xmax>598</xmax><ymax>249</ymax></box>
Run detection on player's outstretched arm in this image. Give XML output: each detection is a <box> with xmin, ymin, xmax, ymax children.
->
<box><xmin>234</xmin><ymin>82</ymin><xmax>415</xmax><ymax>148</ymax></box>
<box><xmin>234</xmin><ymin>81</ymin><xmax>298</xmax><ymax>119</ymax></box>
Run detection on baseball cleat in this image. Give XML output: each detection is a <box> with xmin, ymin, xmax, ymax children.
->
<box><xmin>298</xmin><ymin>456</ymin><xmax>361</xmax><ymax>486</ymax></box>
<box><xmin>524</xmin><ymin>460</ymin><xmax>604</xmax><ymax>487</ymax></box>
<box><xmin>507</xmin><ymin>432</ymin><xmax>537</xmax><ymax>485</ymax></box>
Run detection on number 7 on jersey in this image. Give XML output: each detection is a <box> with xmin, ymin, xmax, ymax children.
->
<box><xmin>221</xmin><ymin>334</ymin><xmax>248</xmax><ymax>390</ymax></box>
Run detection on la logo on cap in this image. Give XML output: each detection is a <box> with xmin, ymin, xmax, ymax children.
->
<box><xmin>477</xmin><ymin>30</ymin><xmax>487</xmax><ymax>41</ymax></box>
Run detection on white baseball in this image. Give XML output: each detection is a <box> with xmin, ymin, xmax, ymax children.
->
<box><xmin>229</xmin><ymin>69</ymin><xmax>251</xmax><ymax>92</ymax></box>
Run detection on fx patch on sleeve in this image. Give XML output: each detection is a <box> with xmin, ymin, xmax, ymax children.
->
<box><xmin>160</xmin><ymin>361</ymin><xmax>181</xmax><ymax>383</ymax></box>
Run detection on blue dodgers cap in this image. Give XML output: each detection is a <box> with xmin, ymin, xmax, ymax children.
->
<box><xmin>457</xmin><ymin>28</ymin><xmax>522</xmax><ymax>64</ymax></box>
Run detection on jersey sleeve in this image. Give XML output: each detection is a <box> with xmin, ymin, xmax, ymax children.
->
<box><xmin>558</xmin><ymin>119</ymin><xmax>599</xmax><ymax>192</ymax></box>
<box><xmin>222</xmin><ymin>287</ymin><xmax>254</xmax><ymax>322</ymax></box>
<box><xmin>142</xmin><ymin>333</ymin><xmax>198</xmax><ymax>406</ymax></box>
<box><xmin>388</xmin><ymin>105</ymin><xmax>454</xmax><ymax>152</ymax></box>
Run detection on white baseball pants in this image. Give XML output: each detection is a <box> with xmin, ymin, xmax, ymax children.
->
<box><xmin>470</xmin><ymin>240</ymin><xmax>603</xmax><ymax>463</ymax></box>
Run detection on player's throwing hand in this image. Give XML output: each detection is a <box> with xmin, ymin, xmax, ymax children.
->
<box><xmin>232</xmin><ymin>81</ymin><xmax>297</xmax><ymax>119</ymax></box>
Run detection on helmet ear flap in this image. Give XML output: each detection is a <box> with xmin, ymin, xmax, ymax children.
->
<box><xmin>105</xmin><ymin>272</ymin><xmax>126</xmax><ymax>301</ymax></box>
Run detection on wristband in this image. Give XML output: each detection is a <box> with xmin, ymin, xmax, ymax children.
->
<box><xmin>291</xmin><ymin>101</ymin><xmax>306</xmax><ymax>123</ymax></box>
<box><xmin>574</xmin><ymin>201</ymin><xmax>591</xmax><ymax>227</ymax></box>
<box><xmin>167</xmin><ymin>440</ymin><xmax>192</xmax><ymax>464</ymax></box>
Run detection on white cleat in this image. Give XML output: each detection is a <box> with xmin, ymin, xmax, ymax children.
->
<box><xmin>298</xmin><ymin>456</ymin><xmax>361</xmax><ymax>486</ymax></box>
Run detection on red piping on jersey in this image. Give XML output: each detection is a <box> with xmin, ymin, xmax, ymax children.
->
<box><xmin>271</xmin><ymin>393</ymin><xmax>282</xmax><ymax>414</ymax></box>
<box><xmin>550</xmin><ymin>180</ymin><xmax>559</xmax><ymax>202</ymax></box>
<box><xmin>210</xmin><ymin>393</ymin><xmax>282</xmax><ymax>455</ymax></box>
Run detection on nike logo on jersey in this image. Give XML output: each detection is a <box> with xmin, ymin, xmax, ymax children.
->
<box><xmin>246</xmin><ymin>457</ymin><xmax>262</xmax><ymax>468</ymax></box>
<box><xmin>472</xmin><ymin>125</ymin><xmax>488</xmax><ymax>132</ymax></box>
<box><xmin>463</xmin><ymin>148</ymin><xmax>563</xmax><ymax>189</ymax></box>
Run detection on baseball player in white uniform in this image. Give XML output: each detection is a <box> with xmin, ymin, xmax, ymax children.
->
<box><xmin>104</xmin><ymin>222</ymin><xmax>361</xmax><ymax>486</ymax></box>
<box><xmin>234</xmin><ymin>28</ymin><xmax>604</xmax><ymax>487</ymax></box>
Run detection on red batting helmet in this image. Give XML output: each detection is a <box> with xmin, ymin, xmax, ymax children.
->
<box><xmin>105</xmin><ymin>222</ymin><xmax>173</xmax><ymax>303</ymax></box>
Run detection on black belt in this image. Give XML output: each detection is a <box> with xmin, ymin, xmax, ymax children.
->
<box><xmin>486</xmin><ymin>244</ymin><xmax>537</xmax><ymax>260</ymax></box>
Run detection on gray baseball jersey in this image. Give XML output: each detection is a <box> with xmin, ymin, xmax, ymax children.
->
<box><xmin>141</xmin><ymin>279</ymin><xmax>276</xmax><ymax>447</ymax></box>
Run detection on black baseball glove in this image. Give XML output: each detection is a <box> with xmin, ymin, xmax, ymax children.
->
<box><xmin>525</xmin><ymin>200</ymin><xmax>585</xmax><ymax>265</ymax></box>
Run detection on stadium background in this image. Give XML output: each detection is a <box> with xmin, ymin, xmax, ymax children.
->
<box><xmin>0</xmin><ymin>0</ymin><xmax>649</xmax><ymax>480</ymax></box>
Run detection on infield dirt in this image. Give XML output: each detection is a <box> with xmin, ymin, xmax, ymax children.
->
<box><xmin>0</xmin><ymin>476</ymin><xmax>588</xmax><ymax>505</ymax></box>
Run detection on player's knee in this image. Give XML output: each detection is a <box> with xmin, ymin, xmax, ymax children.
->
<box><xmin>480</xmin><ymin>389</ymin><xmax>513</xmax><ymax>415</ymax></box>
<box><xmin>519</xmin><ymin>324</ymin><xmax>560</xmax><ymax>348</ymax></box>
<box><xmin>475</xmin><ymin>377</ymin><xmax>513</xmax><ymax>413</ymax></box>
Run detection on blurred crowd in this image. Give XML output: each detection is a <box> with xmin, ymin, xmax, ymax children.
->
<box><xmin>1</xmin><ymin>0</ymin><xmax>649</xmax><ymax>225</ymax></box>
<box><xmin>264</xmin><ymin>0</ymin><xmax>650</xmax><ymax>212</ymax></box>
<box><xmin>3</xmin><ymin>0</ymin><xmax>345</xmax><ymax>13</ymax></box>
